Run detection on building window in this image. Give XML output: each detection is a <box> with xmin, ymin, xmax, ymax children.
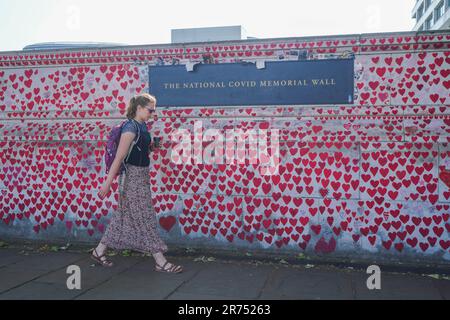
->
<box><xmin>425</xmin><ymin>15</ymin><xmax>433</xmax><ymax>29</ymax></box>
<box><xmin>434</xmin><ymin>1</ymin><xmax>445</xmax><ymax>22</ymax></box>
<box><xmin>425</xmin><ymin>0</ymin><xmax>432</xmax><ymax>9</ymax></box>
<box><xmin>418</xmin><ymin>24</ymin><xmax>424</xmax><ymax>31</ymax></box>
<box><xmin>417</xmin><ymin>4</ymin><xmax>424</xmax><ymax>20</ymax></box>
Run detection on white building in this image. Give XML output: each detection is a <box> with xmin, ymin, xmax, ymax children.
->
<box><xmin>171</xmin><ymin>26</ymin><xmax>256</xmax><ymax>43</ymax></box>
<box><xmin>412</xmin><ymin>0</ymin><xmax>450</xmax><ymax>30</ymax></box>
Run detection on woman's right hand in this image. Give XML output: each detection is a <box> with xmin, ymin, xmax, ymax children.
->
<box><xmin>98</xmin><ymin>182</ymin><xmax>111</xmax><ymax>200</ymax></box>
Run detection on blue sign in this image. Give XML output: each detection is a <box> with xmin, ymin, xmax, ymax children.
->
<box><xmin>148</xmin><ymin>58</ymin><xmax>354</xmax><ymax>107</ymax></box>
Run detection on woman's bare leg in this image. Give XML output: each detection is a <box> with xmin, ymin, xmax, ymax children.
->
<box><xmin>152</xmin><ymin>252</ymin><xmax>167</xmax><ymax>266</ymax></box>
<box><xmin>95</xmin><ymin>242</ymin><xmax>107</xmax><ymax>254</ymax></box>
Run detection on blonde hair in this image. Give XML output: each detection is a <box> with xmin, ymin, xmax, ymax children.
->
<box><xmin>125</xmin><ymin>93</ymin><xmax>157</xmax><ymax>119</ymax></box>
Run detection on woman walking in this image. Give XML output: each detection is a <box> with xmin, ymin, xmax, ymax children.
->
<box><xmin>94</xmin><ymin>93</ymin><xmax>182</xmax><ymax>273</ymax></box>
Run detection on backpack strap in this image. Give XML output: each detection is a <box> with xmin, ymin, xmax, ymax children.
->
<box><xmin>130</xmin><ymin>119</ymin><xmax>141</xmax><ymax>150</ymax></box>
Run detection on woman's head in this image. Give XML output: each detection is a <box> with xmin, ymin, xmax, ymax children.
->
<box><xmin>126</xmin><ymin>93</ymin><xmax>157</xmax><ymax>122</ymax></box>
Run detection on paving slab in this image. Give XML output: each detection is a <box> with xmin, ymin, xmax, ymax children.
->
<box><xmin>0</xmin><ymin>247</ymin><xmax>448</xmax><ymax>300</ymax></box>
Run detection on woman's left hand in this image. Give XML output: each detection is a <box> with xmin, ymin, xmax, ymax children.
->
<box><xmin>98</xmin><ymin>182</ymin><xmax>111</xmax><ymax>200</ymax></box>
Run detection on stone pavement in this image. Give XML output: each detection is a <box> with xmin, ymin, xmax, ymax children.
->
<box><xmin>0</xmin><ymin>244</ymin><xmax>449</xmax><ymax>300</ymax></box>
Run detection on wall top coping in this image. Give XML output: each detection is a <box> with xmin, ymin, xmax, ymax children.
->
<box><xmin>0</xmin><ymin>30</ymin><xmax>449</xmax><ymax>56</ymax></box>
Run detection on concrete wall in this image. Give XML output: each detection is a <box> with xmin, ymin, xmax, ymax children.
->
<box><xmin>0</xmin><ymin>31</ymin><xmax>449</xmax><ymax>265</ymax></box>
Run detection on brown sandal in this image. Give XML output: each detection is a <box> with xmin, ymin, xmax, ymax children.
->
<box><xmin>155</xmin><ymin>261</ymin><xmax>183</xmax><ymax>273</ymax></box>
<box><xmin>91</xmin><ymin>248</ymin><xmax>114</xmax><ymax>267</ymax></box>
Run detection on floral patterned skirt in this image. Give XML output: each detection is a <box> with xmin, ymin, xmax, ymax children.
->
<box><xmin>100</xmin><ymin>163</ymin><xmax>168</xmax><ymax>255</ymax></box>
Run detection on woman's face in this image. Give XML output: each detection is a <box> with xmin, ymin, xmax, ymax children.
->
<box><xmin>140</xmin><ymin>102</ymin><xmax>157</xmax><ymax>121</ymax></box>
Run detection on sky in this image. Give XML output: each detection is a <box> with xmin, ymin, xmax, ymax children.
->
<box><xmin>0</xmin><ymin>0</ymin><xmax>416</xmax><ymax>52</ymax></box>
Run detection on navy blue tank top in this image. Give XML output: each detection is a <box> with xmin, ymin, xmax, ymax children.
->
<box><xmin>121</xmin><ymin>119</ymin><xmax>151</xmax><ymax>167</ymax></box>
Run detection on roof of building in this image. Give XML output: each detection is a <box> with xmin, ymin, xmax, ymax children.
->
<box><xmin>22</xmin><ymin>42</ymin><xmax>127</xmax><ymax>51</ymax></box>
